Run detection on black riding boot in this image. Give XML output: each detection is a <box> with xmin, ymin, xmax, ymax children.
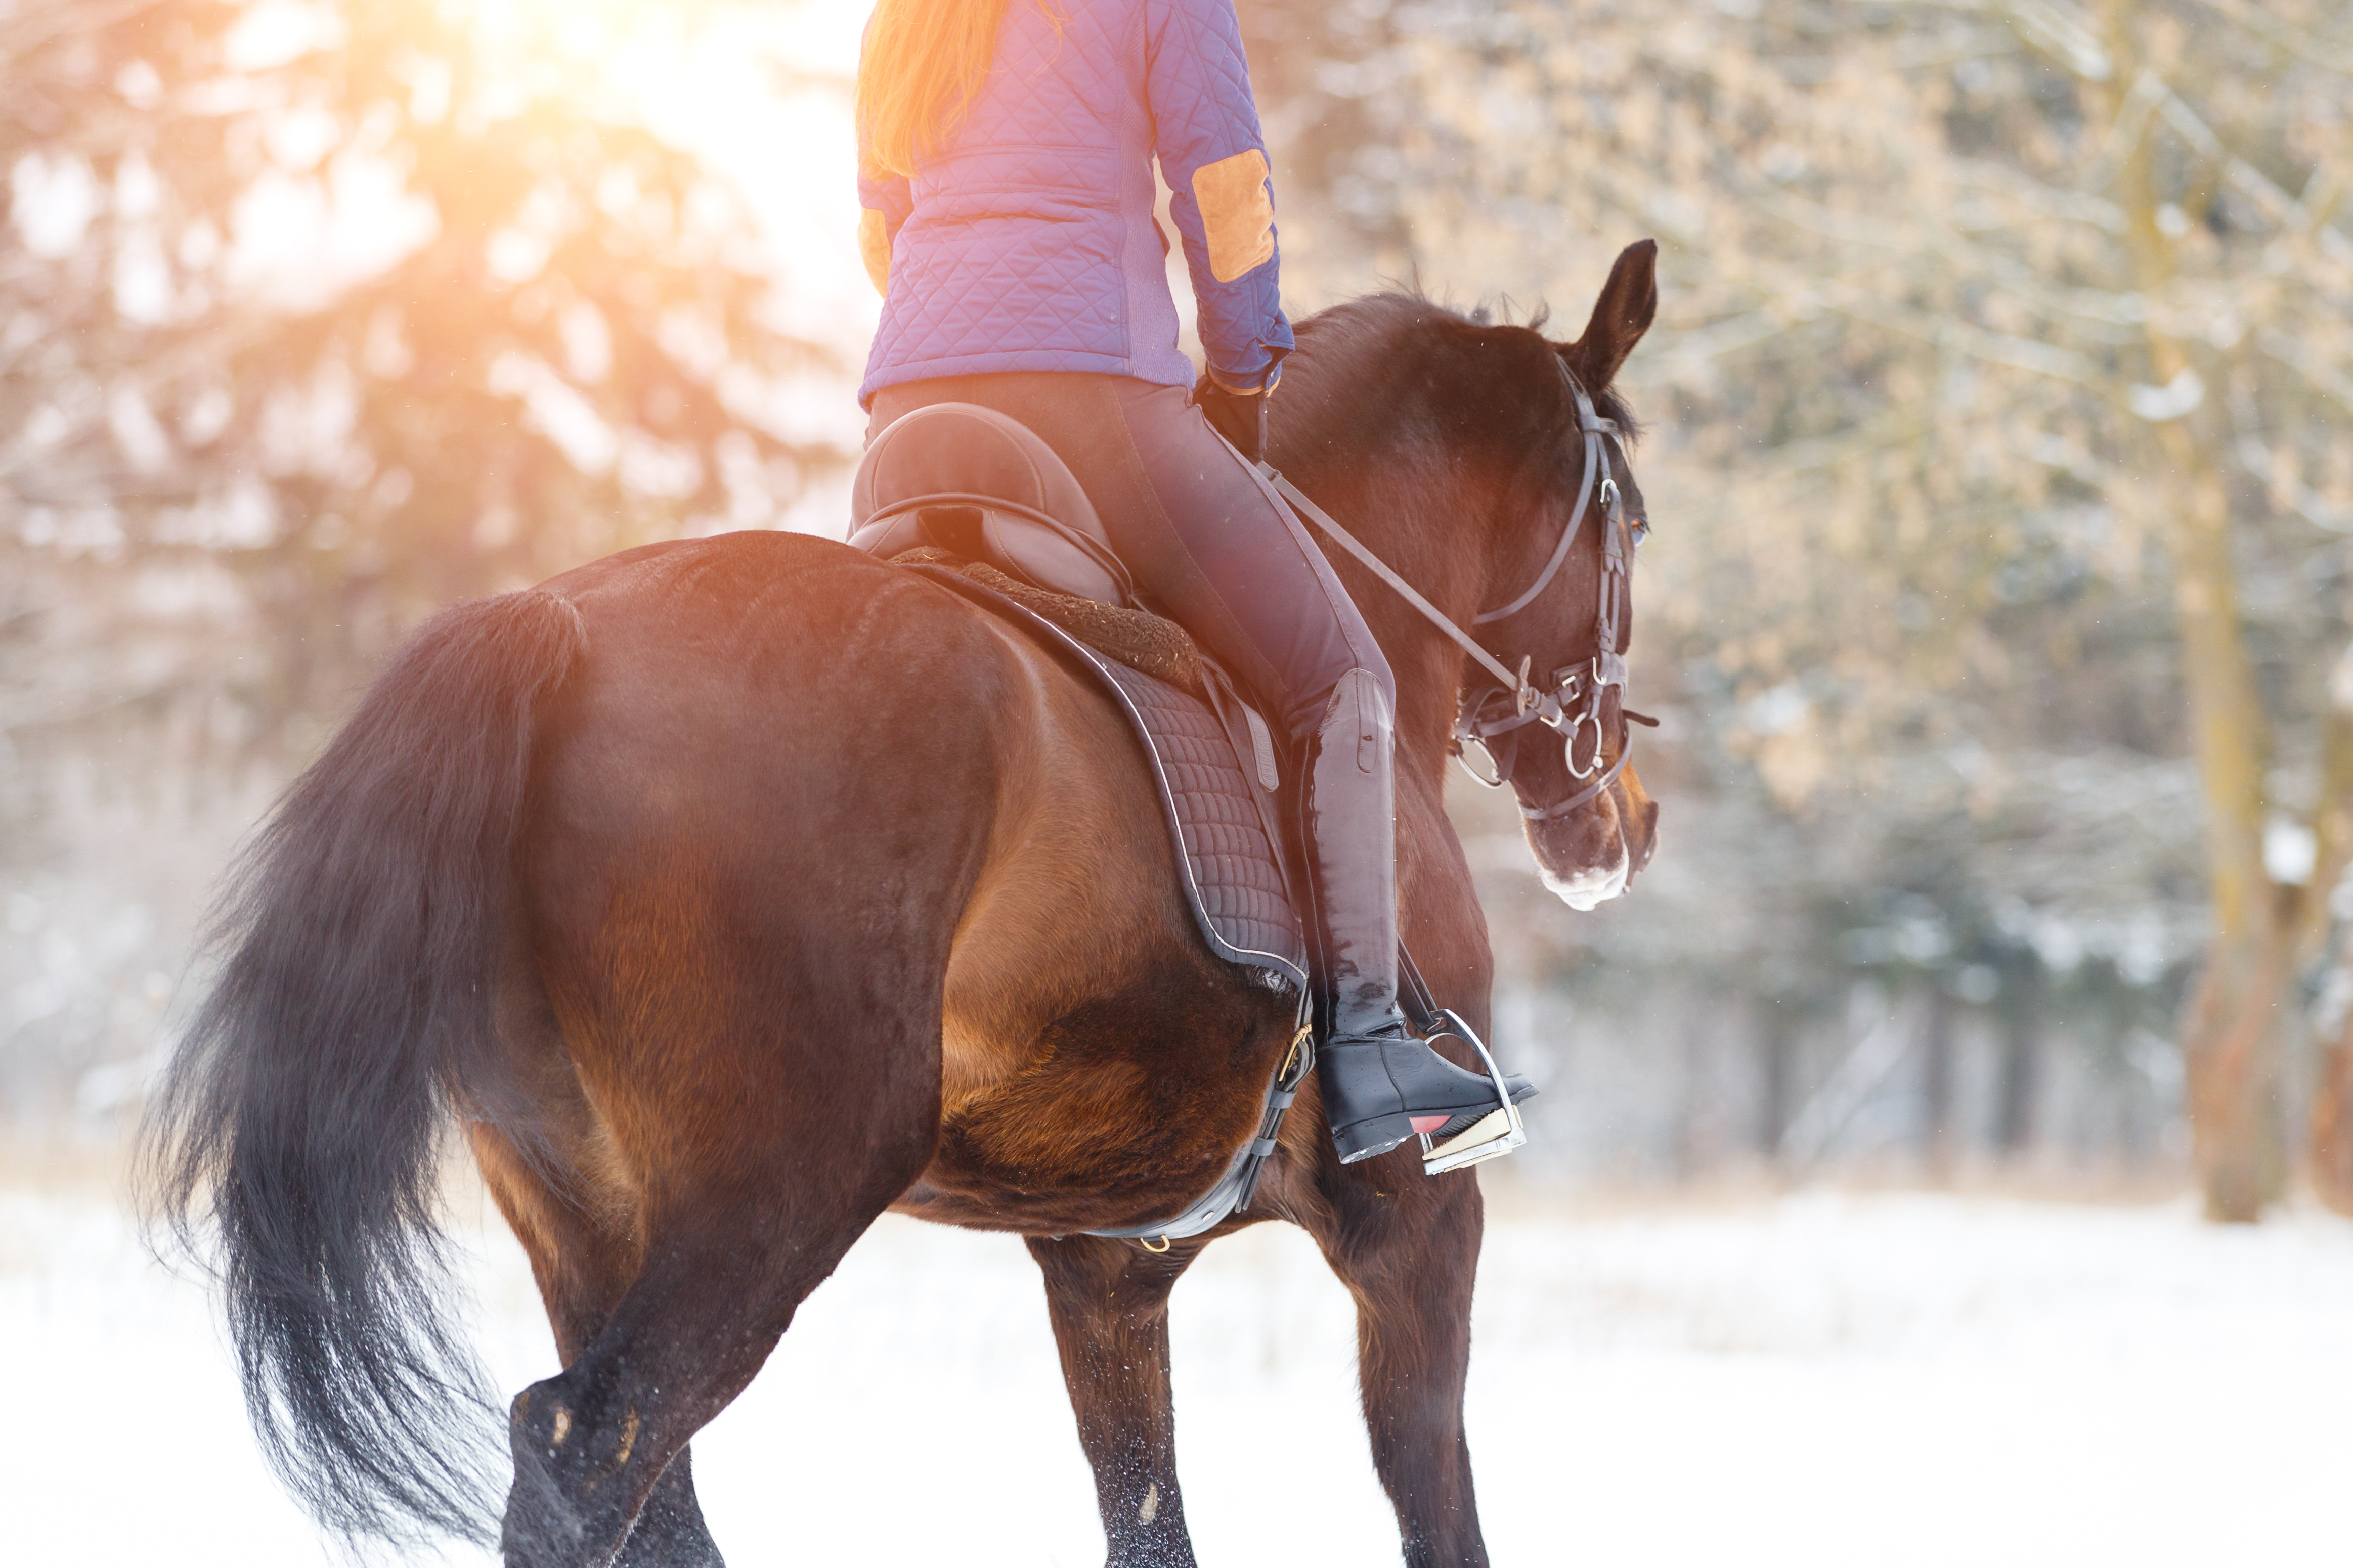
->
<box><xmin>1309</xmin><ymin>668</ymin><xmax>1537</xmax><ymax>1164</ymax></box>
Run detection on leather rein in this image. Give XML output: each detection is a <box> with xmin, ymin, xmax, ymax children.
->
<box><xmin>1255</xmin><ymin>361</ymin><xmax>1646</xmax><ymax>825</ymax></box>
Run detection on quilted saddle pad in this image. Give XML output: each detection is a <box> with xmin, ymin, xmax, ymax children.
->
<box><xmin>903</xmin><ymin>563</ymin><xmax>1311</xmax><ymax>993</ymax></box>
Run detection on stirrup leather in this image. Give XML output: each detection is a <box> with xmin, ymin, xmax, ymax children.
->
<box><xmin>1416</xmin><ymin>1008</ymin><xmax>1528</xmax><ymax>1175</ymax></box>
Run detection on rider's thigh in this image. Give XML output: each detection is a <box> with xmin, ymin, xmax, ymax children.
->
<box><xmin>1107</xmin><ymin>378</ymin><xmax>1391</xmax><ymax>740</ymax></box>
<box><xmin>865</xmin><ymin>371</ymin><xmax>1390</xmax><ymax>739</ymax></box>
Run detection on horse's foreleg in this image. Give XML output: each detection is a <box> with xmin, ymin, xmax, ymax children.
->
<box><xmin>1299</xmin><ymin>1160</ymin><xmax>1489</xmax><ymax>1568</ymax></box>
<box><xmin>1027</xmin><ymin>1233</ymin><xmax>1205</xmax><ymax>1568</ymax></box>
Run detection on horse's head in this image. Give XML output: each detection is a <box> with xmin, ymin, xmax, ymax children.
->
<box><xmin>1452</xmin><ymin>241</ymin><xmax>1661</xmax><ymax>910</ymax></box>
<box><xmin>1259</xmin><ymin>246</ymin><xmax>1664</xmax><ymax>910</ymax></box>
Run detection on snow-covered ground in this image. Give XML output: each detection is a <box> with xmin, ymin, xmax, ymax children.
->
<box><xmin>10</xmin><ymin>1179</ymin><xmax>2352</xmax><ymax>1566</ymax></box>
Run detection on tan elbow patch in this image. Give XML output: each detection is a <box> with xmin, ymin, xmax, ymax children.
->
<box><xmin>1192</xmin><ymin>149</ymin><xmax>1275</xmax><ymax>283</ymax></box>
<box><xmin>858</xmin><ymin>207</ymin><xmax>893</xmax><ymax>296</ymax></box>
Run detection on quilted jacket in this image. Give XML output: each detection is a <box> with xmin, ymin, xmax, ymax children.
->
<box><xmin>856</xmin><ymin>0</ymin><xmax>1293</xmax><ymax>409</ymax></box>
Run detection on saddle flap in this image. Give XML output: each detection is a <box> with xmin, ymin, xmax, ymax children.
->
<box><xmin>852</xmin><ymin>402</ymin><xmax>1131</xmax><ymax>606</ymax></box>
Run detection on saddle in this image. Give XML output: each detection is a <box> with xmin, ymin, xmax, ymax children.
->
<box><xmin>851</xmin><ymin>402</ymin><xmax>1136</xmax><ymax>607</ymax></box>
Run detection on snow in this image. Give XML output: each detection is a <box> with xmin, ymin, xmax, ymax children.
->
<box><xmin>9</xmin><ymin>1181</ymin><xmax>2353</xmax><ymax>1565</ymax></box>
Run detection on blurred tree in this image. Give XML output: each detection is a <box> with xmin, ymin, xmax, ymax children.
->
<box><xmin>1</xmin><ymin>0</ymin><xmax>839</xmax><ymax>1111</ymax></box>
<box><xmin>3</xmin><ymin>0</ymin><xmax>834</xmax><ymax>767</ymax></box>
<box><xmin>1247</xmin><ymin>0</ymin><xmax>2352</xmax><ymax>1211</ymax></box>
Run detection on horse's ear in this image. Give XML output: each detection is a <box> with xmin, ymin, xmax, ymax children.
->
<box><xmin>1565</xmin><ymin>239</ymin><xmax>1658</xmax><ymax>391</ymax></box>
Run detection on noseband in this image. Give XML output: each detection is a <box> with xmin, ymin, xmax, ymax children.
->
<box><xmin>1257</xmin><ymin>360</ymin><xmax>1646</xmax><ymax>825</ymax></box>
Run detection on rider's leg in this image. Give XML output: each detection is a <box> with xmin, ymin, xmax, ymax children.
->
<box><xmin>1100</xmin><ymin>380</ymin><xmax>1534</xmax><ymax>1162</ymax></box>
<box><xmin>866</xmin><ymin>374</ymin><xmax>1529</xmax><ymax>1162</ymax></box>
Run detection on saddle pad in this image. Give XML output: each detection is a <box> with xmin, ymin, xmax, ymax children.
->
<box><xmin>905</xmin><ymin>564</ymin><xmax>1310</xmax><ymax>992</ymax></box>
<box><xmin>1094</xmin><ymin>659</ymin><xmax>1308</xmax><ymax>990</ymax></box>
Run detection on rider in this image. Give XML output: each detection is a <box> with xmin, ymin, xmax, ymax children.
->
<box><xmin>853</xmin><ymin>0</ymin><xmax>1534</xmax><ymax>1164</ymax></box>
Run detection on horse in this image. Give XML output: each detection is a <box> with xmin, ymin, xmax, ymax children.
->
<box><xmin>144</xmin><ymin>239</ymin><xmax>1661</xmax><ymax>1568</ymax></box>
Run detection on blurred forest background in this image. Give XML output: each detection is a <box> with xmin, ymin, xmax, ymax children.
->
<box><xmin>5</xmin><ymin>0</ymin><xmax>2352</xmax><ymax>1222</ymax></box>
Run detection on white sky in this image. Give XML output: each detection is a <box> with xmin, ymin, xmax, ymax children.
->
<box><xmin>595</xmin><ymin>1</ymin><xmax>879</xmax><ymax>362</ymax></box>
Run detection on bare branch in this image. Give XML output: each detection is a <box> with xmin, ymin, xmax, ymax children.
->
<box><xmin>1949</xmin><ymin>158</ymin><xmax>2127</xmax><ymax>234</ymax></box>
<box><xmin>2234</xmin><ymin>437</ymin><xmax>2353</xmax><ymax>534</ymax></box>
<box><xmin>1831</xmin><ymin>291</ymin><xmax>2108</xmax><ymax>385</ymax></box>
<box><xmin>2082</xmin><ymin>68</ymin><xmax>2169</xmax><ymax>191</ymax></box>
<box><xmin>1751</xmin><ymin>186</ymin><xmax>2148</xmax><ymax>340</ymax></box>
<box><xmin>2184</xmin><ymin>0</ymin><xmax>2353</xmax><ymax>79</ymax></box>
<box><xmin>2258</xmin><ymin>328</ymin><xmax>2353</xmax><ymax>417</ymax></box>
<box><xmin>1996</xmin><ymin>0</ymin><xmax>2115</xmax><ymax>81</ymax></box>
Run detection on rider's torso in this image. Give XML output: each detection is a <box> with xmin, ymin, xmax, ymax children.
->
<box><xmin>861</xmin><ymin>0</ymin><xmax>1192</xmax><ymax>405</ymax></box>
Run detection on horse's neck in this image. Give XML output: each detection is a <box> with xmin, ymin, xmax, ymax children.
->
<box><xmin>1297</xmin><ymin>452</ymin><xmax>1506</xmax><ymax>792</ymax></box>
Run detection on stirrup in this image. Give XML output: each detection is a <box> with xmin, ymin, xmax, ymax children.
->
<box><xmin>1416</xmin><ymin>1008</ymin><xmax>1528</xmax><ymax>1175</ymax></box>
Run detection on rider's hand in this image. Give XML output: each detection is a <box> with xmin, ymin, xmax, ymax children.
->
<box><xmin>1198</xmin><ymin>364</ymin><xmax>1278</xmax><ymax>452</ymax></box>
<box><xmin>1204</xmin><ymin>365</ymin><xmax>1279</xmax><ymax>399</ymax></box>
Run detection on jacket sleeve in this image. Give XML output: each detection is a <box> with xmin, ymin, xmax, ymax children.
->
<box><xmin>1145</xmin><ymin>0</ymin><xmax>1294</xmax><ymax>390</ymax></box>
<box><xmin>856</xmin><ymin>166</ymin><xmax>913</xmax><ymax>299</ymax></box>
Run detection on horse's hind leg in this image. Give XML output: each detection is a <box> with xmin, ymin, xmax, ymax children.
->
<box><xmin>490</xmin><ymin>908</ymin><xmax>943</xmax><ymax>1567</ymax></box>
<box><xmin>471</xmin><ymin>1124</ymin><xmax>723</xmax><ymax>1568</ymax></box>
<box><xmin>497</xmin><ymin>1124</ymin><xmax>933</xmax><ymax>1568</ymax></box>
<box><xmin>1027</xmin><ymin>1234</ymin><xmax>1205</xmax><ymax>1568</ymax></box>
<box><xmin>1293</xmin><ymin>1159</ymin><xmax>1490</xmax><ymax>1568</ymax></box>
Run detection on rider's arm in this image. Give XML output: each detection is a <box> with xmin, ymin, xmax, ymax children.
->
<box><xmin>1145</xmin><ymin>0</ymin><xmax>1295</xmax><ymax>394</ymax></box>
<box><xmin>857</xmin><ymin>167</ymin><xmax>912</xmax><ymax>299</ymax></box>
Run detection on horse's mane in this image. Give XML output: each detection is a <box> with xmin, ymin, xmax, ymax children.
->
<box><xmin>1281</xmin><ymin>291</ymin><xmax>1639</xmax><ymax>457</ymax></box>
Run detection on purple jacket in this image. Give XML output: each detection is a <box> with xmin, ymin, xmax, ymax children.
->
<box><xmin>856</xmin><ymin>0</ymin><xmax>1293</xmax><ymax>409</ymax></box>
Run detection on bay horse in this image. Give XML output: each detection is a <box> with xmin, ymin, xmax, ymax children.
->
<box><xmin>145</xmin><ymin>240</ymin><xmax>1661</xmax><ymax>1567</ymax></box>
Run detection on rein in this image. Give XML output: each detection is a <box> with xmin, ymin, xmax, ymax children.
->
<box><xmin>1257</xmin><ymin>361</ymin><xmax>1644</xmax><ymax>824</ymax></box>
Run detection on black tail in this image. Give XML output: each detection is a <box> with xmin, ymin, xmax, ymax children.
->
<box><xmin>142</xmin><ymin>590</ymin><xmax>586</xmax><ymax>1546</ymax></box>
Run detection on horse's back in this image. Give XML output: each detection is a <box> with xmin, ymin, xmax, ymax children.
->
<box><xmin>527</xmin><ymin>530</ymin><xmax>1125</xmax><ymax>933</ymax></box>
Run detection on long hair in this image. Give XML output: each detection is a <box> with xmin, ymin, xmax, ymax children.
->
<box><xmin>857</xmin><ymin>0</ymin><xmax>1011</xmax><ymax>178</ymax></box>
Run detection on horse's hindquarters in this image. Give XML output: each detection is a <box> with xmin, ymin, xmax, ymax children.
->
<box><xmin>478</xmin><ymin>536</ymin><xmax>1012</xmax><ymax>1562</ymax></box>
<box><xmin>515</xmin><ymin>531</ymin><xmax>1293</xmax><ymax>1244</ymax></box>
<box><xmin>519</xmin><ymin>536</ymin><xmax>1004</xmax><ymax>1206</ymax></box>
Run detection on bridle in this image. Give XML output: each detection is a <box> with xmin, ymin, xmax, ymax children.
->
<box><xmin>1454</xmin><ymin>364</ymin><xmax>1647</xmax><ymax>820</ymax></box>
<box><xmin>1255</xmin><ymin>359</ymin><xmax>1648</xmax><ymax>825</ymax></box>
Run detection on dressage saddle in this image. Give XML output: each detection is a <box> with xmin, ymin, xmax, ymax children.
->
<box><xmin>850</xmin><ymin>402</ymin><xmax>1137</xmax><ymax>609</ymax></box>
